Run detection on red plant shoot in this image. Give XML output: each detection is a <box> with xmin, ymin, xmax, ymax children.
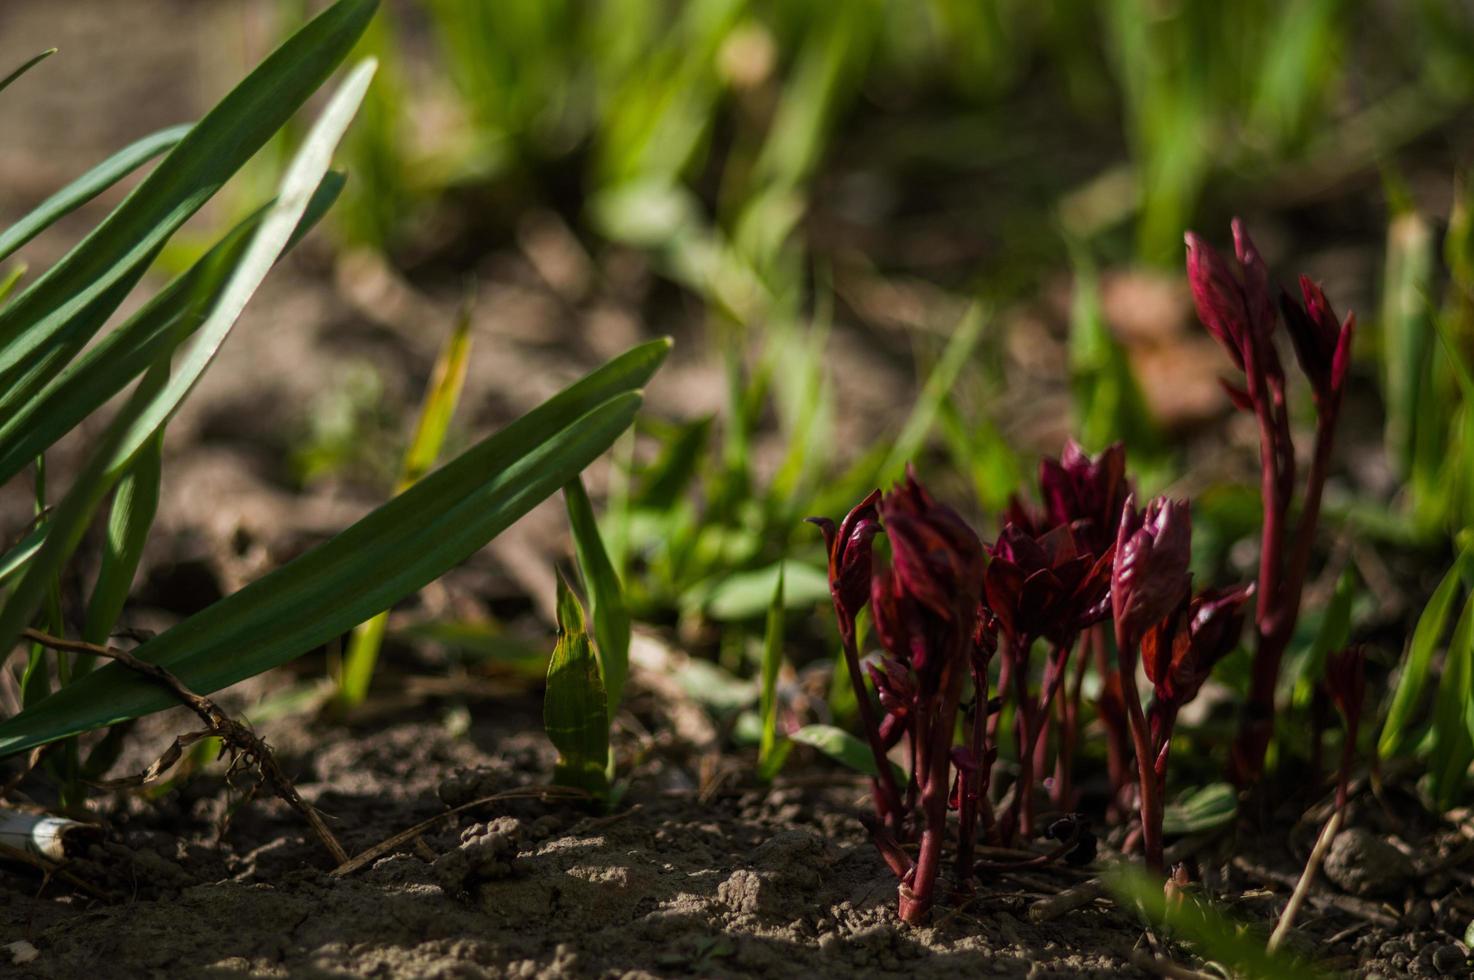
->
<box><xmin>1185</xmin><ymin>219</ymin><xmax>1355</xmax><ymax>786</ymax></box>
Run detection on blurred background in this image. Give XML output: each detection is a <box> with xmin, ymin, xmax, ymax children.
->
<box><xmin>2</xmin><ymin>0</ymin><xmax>1473</xmax><ymax>737</ymax></box>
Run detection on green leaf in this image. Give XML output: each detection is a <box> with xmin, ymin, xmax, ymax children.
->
<box><xmin>1380</xmin><ymin>543</ymin><xmax>1474</xmax><ymax>759</ymax></box>
<box><xmin>0</xmin><ymin>520</ymin><xmax>47</xmax><ymax>587</ymax></box>
<box><xmin>400</xmin><ymin>302</ymin><xmax>473</xmax><ymax>485</ymax></box>
<box><xmin>0</xmin><ymin>59</ymin><xmax>380</xmax><ymax>659</ymax></box>
<box><xmin>1380</xmin><ymin>212</ymin><xmax>1435</xmax><ymax>483</ymax></box>
<box><xmin>565</xmin><ymin>477</ymin><xmax>630</xmax><ymax>715</ymax></box>
<box><xmin>0</xmin><ymin>340</ymin><xmax>666</xmax><ymax>755</ymax></box>
<box><xmin>0</xmin><ymin>264</ymin><xmax>25</xmax><ymax>307</ymax></box>
<box><xmin>1106</xmin><ymin>866</ymin><xmax>1325</xmax><ymax>980</ymax></box>
<box><xmin>757</xmin><ymin>562</ymin><xmax>786</xmax><ymax>781</ymax></box>
<box><xmin>1161</xmin><ymin>782</ymin><xmax>1238</xmax><ymax>835</ymax></box>
<box><xmin>790</xmin><ymin>723</ymin><xmax>905</xmax><ymax>785</ymax></box>
<box><xmin>396</xmin><ymin>620</ymin><xmax>543</xmax><ymax>671</ymax></box>
<box><xmin>544</xmin><ymin>575</ymin><xmax>610</xmax><ymax>801</ymax></box>
<box><xmin>338</xmin><ymin>304</ymin><xmax>473</xmax><ymax>707</ymax></box>
<box><xmin>1293</xmin><ymin>565</ymin><xmax>1357</xmax><ymax>706</ymax></box>
<box><xmin>697</xmin><ymin>561</ymin><xmax>829</xmax><ymax>622</ymax></box>
<box><xmin>879</xmin><ymin>303</ymin><xmax>986</xmax><ymax>483</ymax></box>
<box><xmin>0</xmin><ymin>49</ymin><xmax>56</xmax><ymax>96</ymax></box>
<box><xmin>1428</xmin><ymin>590</ymin><xmax>1474</xmax><ymax>809</ymax></box>
<box><xmin>0</xmin><ymin>125</ymin><xmax>190</xmax><ymax>267</ymax></box>
<box><xmin>0</xmin><ymin>173</ymin><xmax>346</xmax><ymax>487</ymax></box>
<box><xmin>634</xmin><ymin>415</ymin><xmax>712</xmax><ymax>511</ymax></box>
<box><xmin>0</xmin><ymin>0</ymin><xmax>376</xmax><ymax>400</ymax></box>
<box><xmin>81</xmin><ymin>431</ymin><xmax>162</xmax><ymax>649</ymax></box>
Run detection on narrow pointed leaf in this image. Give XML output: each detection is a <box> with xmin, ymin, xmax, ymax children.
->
<box><xmin>1380</xmin><ymin>544</ymin><xmax>1474</xmax><ymax>758</ymax></box>
<box><xmin>0</xmin><ymin>49</ymin><xmax>55</xmax><ymax>96</ymax></box>
<box><xmin>0</xmin><ymin>346</ymin><xmax>663</xmax><ymax>753</ymax></box>
<box><xmin>790</xmin><ymin>723</ymin><xmax>906</xmax><ymax>785</ymax></box>
<box><xmin>0</xmin><ymin>265</ymin><xmax>26</xmax><ymax>307</ymax></box>
<box><xmin>0</xmin><ymin>0</ymin><xmax>375</xmax><ymax>397</ymax></box>
<box><xmin>0</xmin><ymin>59</ymin><xmax>378</xmax><ymax>658</ymax></box>
<box><xmin>0</xmin><ymin>125</ymin><xmax>191</xmax><ymax>267</ymax></box>
<box><xmin>1428</xmin><ymin>591</ymin><xmax>1474</xmax><ymax>808</ymax></box>
<box><xmin>1107</xmin><ymin>867</ymin><xmax>1325</xmax><ymax>980</ymax></box>
<box><xmin>82</xmin><ymin>431</ymin><xmax>163</xmax><ymax>648</ymax></box>
<box><xmin>565</xmin><ymin>476</ymin><xmax>630</xmax><ymax>714</ymax></box>
<box><xmin>0</xmin><ymin>520</ymin><xmax>47</xmax><ymax>587</ymax></box>
<box><xmin>338</xmin><ymin>306</ymin><xmax>473</xmax><ymax>707</ymax></box>
<box><xmin>0</xmin><ymin>173</ymin><xmax>345</xmax><ymax>485</ymax></box>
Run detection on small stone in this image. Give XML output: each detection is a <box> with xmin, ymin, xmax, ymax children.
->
<box><xmin>1322</xmin><ymin>828</ymin><xmax>1415</xmax><ymax>897</ymax></box>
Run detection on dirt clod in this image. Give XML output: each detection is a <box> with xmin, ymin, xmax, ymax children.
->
<box><xmin>433</xmin><ymin>817</ymin><xmax>522</xmax><ymax>891</ymax></box>
<box><xmin>1323</xmin><ymin>827</ymin><xmax>1416</xmax><ymax>897</ymax></box>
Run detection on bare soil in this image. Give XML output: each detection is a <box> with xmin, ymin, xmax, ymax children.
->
<box><xmin>2</xmin><ymin>666</ymin><xmax>1471</xmax><ymax>979</ymax></box>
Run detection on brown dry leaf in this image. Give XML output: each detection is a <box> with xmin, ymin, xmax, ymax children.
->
<box><xmin>1129</xmin><ymin>338</ymin><xmax>1229</xmax><ymax>430</ymax></box>
<box><xmin>1099</xmin><ymin>269</ymin><xmax>1192</xmax><ymax>346</ymax></box>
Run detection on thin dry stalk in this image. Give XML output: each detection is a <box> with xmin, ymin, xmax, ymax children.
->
<box><xmin>22</xmin><ymin>628</ymin><xmax>348</xmax><ymax>864</ymax></box>
<box><xmin>1267</xmin><ymin>807</ymin><xmax>1343</xmax><ymax>952</ymax></box>
<box><xmin>330</xmin><ymin>785</ymin><xmax>588</xmax><ymax>877</ymax></box>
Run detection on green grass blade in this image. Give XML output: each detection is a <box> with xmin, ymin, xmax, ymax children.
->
<box><xmin>565</xmin><ymin>476</ymin><xmax>630</xmax><ymax>716</ymax></box>
<box><xmin>0</xmin><ymin>256</ymin><xmax>159</xmax><ymax>425</ymax></box>
<box><xmin>1428</xmin><ymin>590</ymin><xmax>1474</xmax><ymax>808</ymax></box>
<box><xmin>0</xmin><ymin>49</ymin><xmax>56</xmax><ymax>96</ymax></box>
<box><xmin>545</xmin><ymin>574</ymin><xmax>610</xmax><ymax>801</ymax></box>
<box><xmin>757</xmin><ymin>563</ymin><xmax>786</xmax><ymax>782</ymax></box>
<box><xmin>0</xmin><ymin>343</ymin><xmax>664</xmax><ymax>753</ymax></box>
<box><xmin>1379</xmin><ymin>543</ymin><xmax>1474</xmax><ymax>758</ymax></box>
<box><xmin>879</xmin><ymin>303</ymin><xmax>986</xmax><ymax>483</ymax></box>
<box><xmin>400</xmin><ymin>303</ymin><xmax>473</xmax><ymax>485</ymax></box>
<box><xmin>0</xmin><ymin>125</ymin><xmax>191</xmax><ymax>267</ymax></box>
<box><xmin>634</xmin><ymin>416</ymin><xmax>712</xmax><ymax>511</ymax></box>
<box><xmin>1107</xmin><ymin>866</ymin><xmax>1325</xmax><ymax>980</ymax></box>
<box><xmin>0</xmin><ymin>0</ymin><xmax>375</xmax><ymax>397</ymax></box>
<box><xmin>0</xmin><ymin>520</ymin><xmax>47</xmax><ymax>587</ymax></box>
<box><xmin>0</xmin><ymin>264</ymin><xmax>25</xmax><ymax>307</ymax></box>
<box><xmin>0</xmin><ymin>173</ymin><xmax>345</xmax><ymax>486</ymax></box>
<box><xmin>338</xmin><ymin>305</ymin><xmax>473</xmax><ymax>707</ymax></box>
<box><xmin>81</xmin><ymin>431</ymin><xmax>163</xmax><ymax>649</ymax></box>
<box><xmin>1292</xmin><ymin>565</ymin><xmax>1357</xmax><ymax>706</ymax></box>
<box><xmin>790</xmin><ymin>723</ymin><xmax>905</xmax><ymax>785</ymax></box>
<box><xmin>0</xmin><ymin>59</ymin><xmax>378</xmax><ymax>659</ymax></box>
<box><xmin>1160</xmin><ymin>782</ymin><xmax>1238</xmax><ymax>834</ymax></box>
<box><xmin>1381</xmin><ymin>212</ymin><xmax>1435</xmax><ymax>482</ymax></box>
<box><xmin>338</xmin><ymin>612</ymin><xmax>389</xmax><ymax>710</ymax></box>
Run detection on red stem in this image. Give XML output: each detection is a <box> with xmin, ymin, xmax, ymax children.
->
<box><xmin>1234</xmin><ymin>402</ymin><xmax>1340</xmax><ymax>786</ymax></box>
<box><xmin>1054</xmin><ymin>631</ymin><xmax>1091</xmax><ymax>810</ymax></box>
<box><xmin>956</xmin><ymin>660</ymin><xmax>991</xmax><ymax>880</ymax></box>
<box><xmin>898</xmin><ymin>656</ymin><xmax>967</xmax><ymax>925</ymax></box>
<box><xmin>1116</xmin><ymin>623</ymin><xmax>1164</xmax><ymax>872</ymax></box>
<box><xmin>1004</xmin><ymin>638</ymin><xmax>1038</xmax><ymax>842</ymax></box>
<box><xmin>840</xmin><ymin>628</ymin><xmax>905</xmax><ymax>832</ymax></box>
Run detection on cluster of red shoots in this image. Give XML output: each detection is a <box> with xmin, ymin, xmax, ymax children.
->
<box><xmin>809</xmin><ymin>220</ymin><xmax>1357</xmax><ymax>925</ymax></box>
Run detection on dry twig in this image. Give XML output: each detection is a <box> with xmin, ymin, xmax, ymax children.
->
<box><xmin>1231</xmin><ymin>854</ymin><xmax>1398</xmax><ymax>929</ymax></box>
<box><xmin>330</xmin><ymin>785</ymin><xmax>588</xmax><ymax>878</ymax></box>
<box><xmin>1267</xmin><ymin>807</ymin><xmax>1343</xmax><ymax>952</ymax></box>
<box><xmin>22</xmin><ymin>628</ymin><xmax>348</xmax><ymax>865</ymax></box>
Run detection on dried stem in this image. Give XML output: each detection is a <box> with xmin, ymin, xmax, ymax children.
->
<box><xmin>1267</xmin><ymin>807</ymin><xmax>1343</xmax><ymax>952</ymax></box>
<box><xmin>21</xmin><ymin>628</ymin><xmax>348</xmax><ymax>865</ymax></box>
